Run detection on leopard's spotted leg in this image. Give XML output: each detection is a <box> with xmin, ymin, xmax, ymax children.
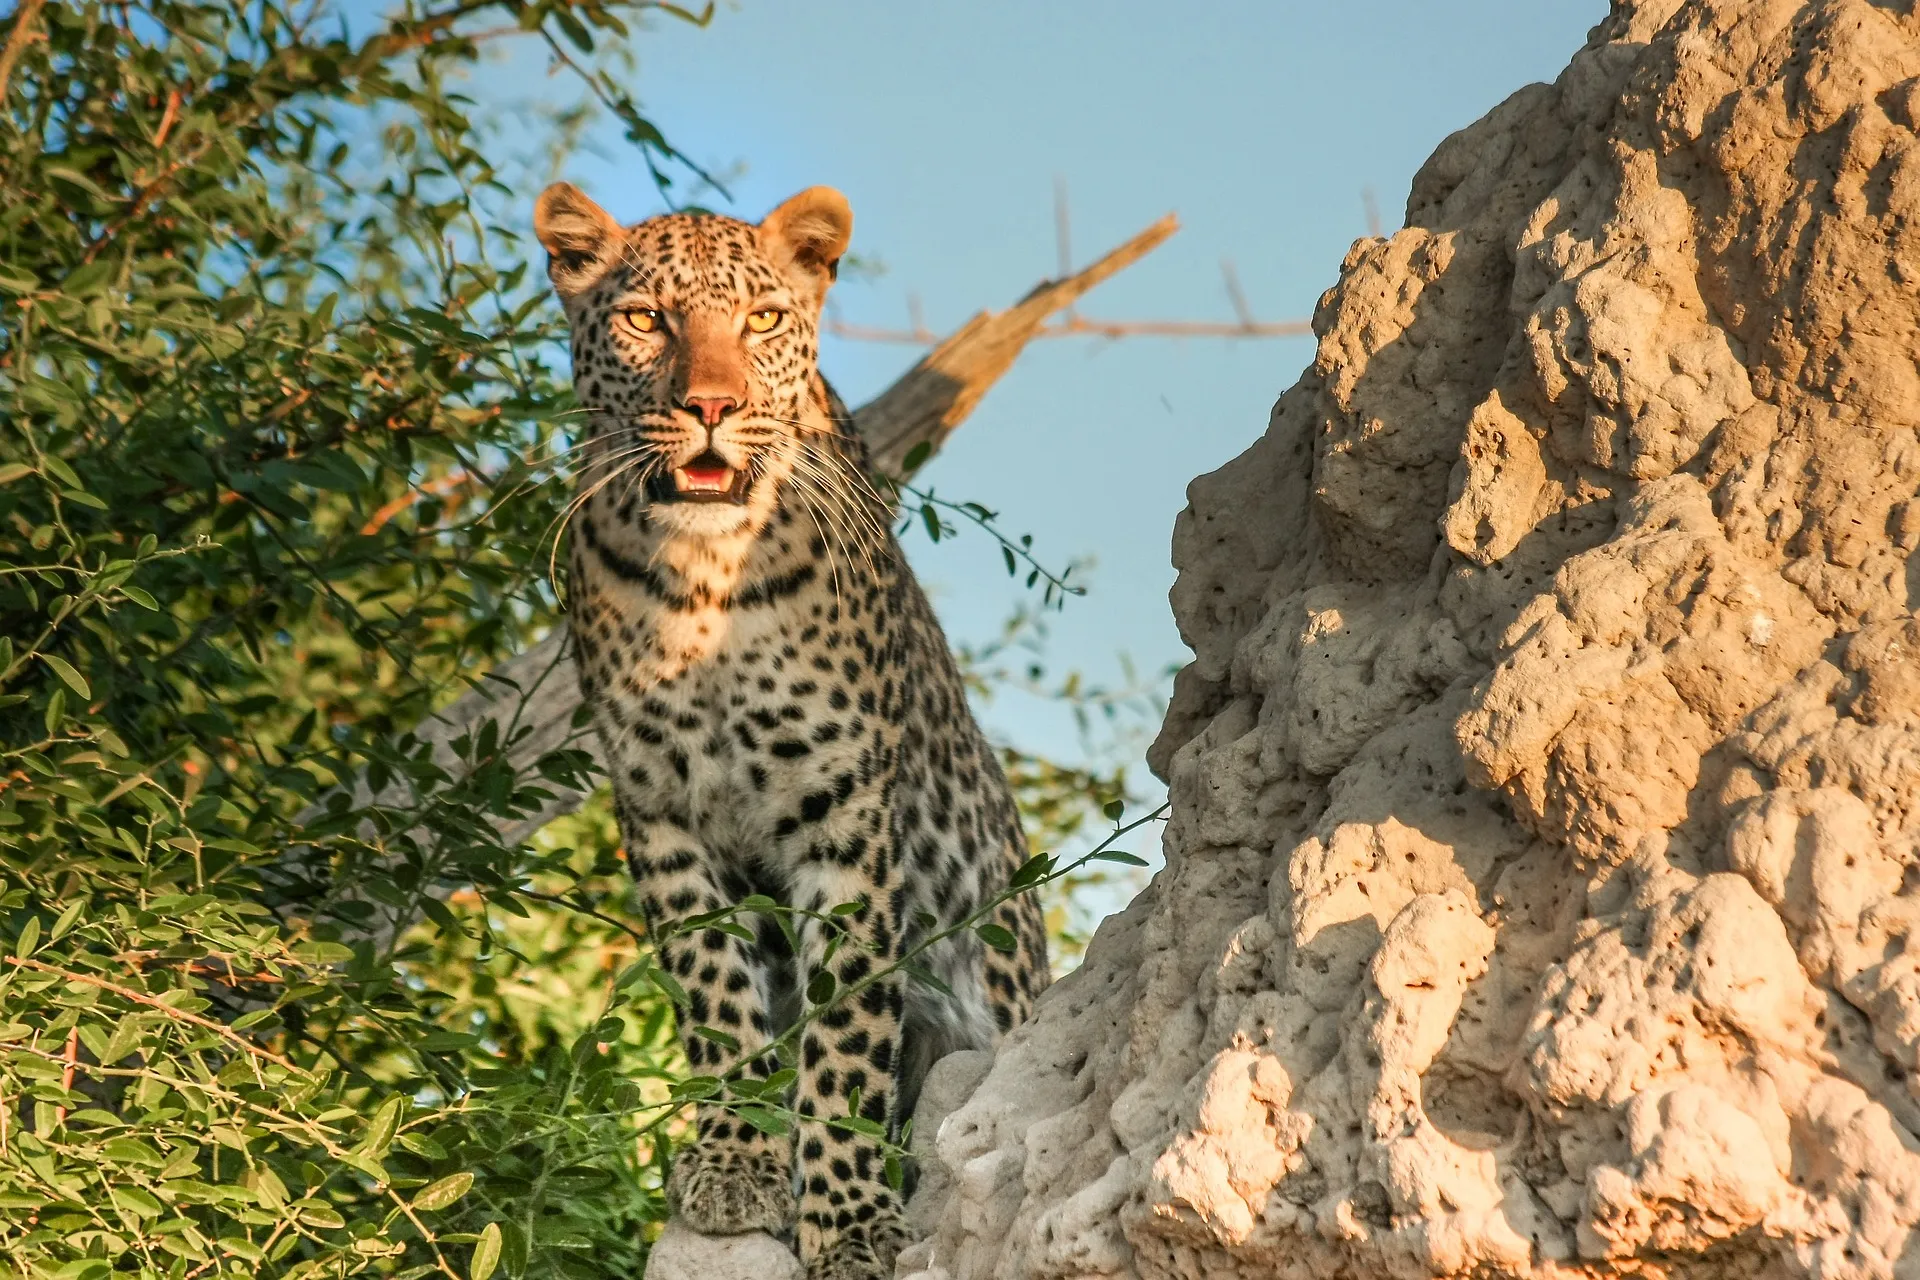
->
<box><xmin>624</xmin><ymin>816</ymin><xmax>795</xmax><ymax>1236</ymax></box>
<box><xmin>789</xmin><ymin>859</ymin><xmax>913</xmax><ymax>1280</ymax></box>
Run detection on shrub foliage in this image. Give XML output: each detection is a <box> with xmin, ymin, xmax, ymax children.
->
<box><xmin>0</xmin><ymin>4</ymin><xmax>1149</xmax><ymax>1277</ymax></box>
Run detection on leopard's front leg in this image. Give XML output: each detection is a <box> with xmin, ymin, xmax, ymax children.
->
<box><xmin>623</xmin><ymin>816</ymin><xmax>795</xmax><ymax>1237</ymax></box>
<box><xmin>789</xmin><ymin>856</ymin><xmax>913</xmax><ymax>1280</ymax></box>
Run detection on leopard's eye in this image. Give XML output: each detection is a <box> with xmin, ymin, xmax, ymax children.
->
<box><xmin>745</xmin><ymin>308</ymin><xmax>783</xmax><ymax>334</ymax></box>
<box><xmin>616</xmin><ymin>308</ymin><xmax>662</xmax><ymax>336</ymax></box>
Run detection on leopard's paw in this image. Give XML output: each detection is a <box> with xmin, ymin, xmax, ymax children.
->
<box><xmin>668</xmin><ymin>1141</ymin><xmax>795</xmax><ymax>1236</ymax></box>
<box><xmin>804</xmin><ymin>1215</ymin><xmax>913</xmax><ymax>1280</ymax></box>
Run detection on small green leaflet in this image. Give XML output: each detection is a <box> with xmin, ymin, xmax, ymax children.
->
<box><xmin>806</xmin><ymin>969</ymin><xmax>836</xmax><ymax>1005</ymax></box>
<box><xmin>1008</xmin><ymin>853</ymin><xmax>1054</xmax><ymax>889</ymax></box>
<box><xmin>40</xmin><ymin>654</ymin><xmax>89</xmax><ymax>698</ymax></box>
<box><xmin>357</xmin><ymin>1095</ymin><xmax>405</xmax><ymax>1159</ymax></box>
<box><xmin>412</xmin><ymin>1171</ymin><xmax>474</xmax><ymax>1212</ymax></box>
<box><xmin>470</xmin><ymin>1223</ymin><xmax>502</xmax><ymax>1280</ymax></box>
<box><xmin>975</xmin><ymin>923</ymin><xmax>1017</xmax><ymax>953</ymax></box>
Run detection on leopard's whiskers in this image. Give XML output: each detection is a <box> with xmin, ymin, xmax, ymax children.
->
<box><xmin>541</xmin><ymin>443</ymin><xmax>666</xmax><ymax>591</ymax></box>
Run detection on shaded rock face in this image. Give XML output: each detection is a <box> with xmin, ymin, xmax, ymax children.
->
<box><xmin>902</xmin><ymin>2</ymin><xmax>1920</xmax><ymax>1277</ymax></box>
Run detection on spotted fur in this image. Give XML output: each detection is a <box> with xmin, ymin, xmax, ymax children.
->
<box><xmin>533</xmin><ymin>182</ymin><xmax>1049</xmax><ymax>1279</ymax></box>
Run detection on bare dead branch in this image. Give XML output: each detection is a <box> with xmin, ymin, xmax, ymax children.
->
<box><xmin>824</xmin><ymin>209</ymin><xmax>1309</xmax><ymax>351</ymax></box>
<box><xmin>857</xmin><ymin>213</ymin><xmax>1179</xmax><ymax>475</ymax></box>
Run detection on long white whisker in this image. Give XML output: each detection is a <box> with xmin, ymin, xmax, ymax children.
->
<box><xmin>773</xmin><ymin>421</ymin><xmax>891</xmax><ymax>554</ymax></box>
<box><xmin>785</xmin><ymin>457</ymin><xmax>885</xmax><ymax>598</ymax></box>
<box><xmin>779</xmin><ymin>465</ymin><xmax>854</xmax><ymax>616</ymax></box>
<box><xmin>785</xmin><ymin>456</ymin><xmax>881</xmax><ymax>576</ymax></box>
<box><xmin>478</xmin><ymin>439</ymin><xmax>657</xmax><ymax>528</ymax></box>
<box><xmin>542</xmin><ymin>448</ymin><xmax>665</xmax><ymax>591</ymax></box>
<box><xmin>783</xmin><ymin>448</ymin><xmax>888</xmax><ymax>573</ymax></box>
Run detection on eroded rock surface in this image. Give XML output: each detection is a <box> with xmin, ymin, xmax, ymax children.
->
<box><xmin>903</xmin><ymin>2</ymin><xmax>1920</xmax><ymax>1277</ymax></box>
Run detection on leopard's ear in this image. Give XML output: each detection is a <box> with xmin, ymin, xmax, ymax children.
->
<box><xmin>535</xmin><ymin>182</ymin><xmax>623</xmax><ymax>299</ymax></box>
<box><xmin>758</xmin><ymin>187</ymin><xmax>852</xmax><ymax>304</ymax></box>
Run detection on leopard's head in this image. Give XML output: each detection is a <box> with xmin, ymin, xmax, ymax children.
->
<box><xmin>535</xmin><ymin>183</ymin><xmax>855</xmax><ymax>542</ymax></box>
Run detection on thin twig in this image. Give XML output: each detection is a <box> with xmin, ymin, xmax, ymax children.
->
<box><xmin>151</xmin><ymin>88</ymin><xmax>182</xmax><ymax>149</ymax></box>
<box><xmin>0</xmin><ymin>0</ymin><xmax>46</xmax><ymax>102</ymax></box>
<box><xmin>54</xmin><ymin>1027</ymin><xmax>77</xmax><ymax>1125</ymax></box>
<box><xmin>826</xmin><ymin>314</ymin><xmax>1311</xmax><ymax>344</ymax></box>
<box><xmin>515</xmin><ymin>888</ymin><xmax>648</xmax><ymax>947</ymax></box>
<box><xmin>360</xmin><ymin>469</ymin><xmax>474</xmax><ymax>535</ymax></box>
<box><xmin>5</xmin><ymin>956</ymin><xmax>300</xmax><ymax>1071</ymax></box>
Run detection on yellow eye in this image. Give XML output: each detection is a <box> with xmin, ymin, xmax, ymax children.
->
<box><xmin>617</xmin><ymin>308</ymin><xmax>662</xmax><ymax>335</ymax></box>
<box><xmin>746</xmin><ymin>308</ymin><xmax>783</xmax><ymax>334</ymax></box>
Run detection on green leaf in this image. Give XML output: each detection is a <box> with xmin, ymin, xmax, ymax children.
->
<box><xmin>420</xmin><ymin>1030</ymin><xmax>480</xmax><ymax>1051</ymax></box>
<box><xmin>295</xmin><ymin>1200</ymin><xmax>346</xmax><ymax>1229</ymax></box>
<box><xmin>217</xmin><ymin>1237</ymin><xmax>265</xmax><ymax>1263</ymax></box>
<box><xmin>119</xmin><ymin>585</ymin><xmax>158</xmax><ymax>610</ymax></box>
<box><xmin>1103</xmin><ymin>799</ymin><xmax>1126</xmax><ymax>821</ymax></box>
<box><xmin>411</xmin><ymin>1171</ymin><xmax>473</xmax><ymax>1211</ymax></box>
<box><xmin>691</xmin><ymin>1025</ymin><xmax>738</xmax><ymax>1052</ymax></box>
<box><xmin>48</xmin><ymin>900</ymin><xmax>84</xmax><ymax>942</ymax></box>
<box><xmin>358</xmin><ymin>1095</ymin><xmax>405</xmax><ymax>1159</ymax></box>
<box><xmin>0</xmin><ymin>462</ymin><xmax>32</xmax><ymax>485</ymax></box>
<box><xmin>672</xmin><ymin>1075</ymin><xmax>722</xmax><ymax>1101</ymax></box>
<box><xmin>470</xmin><ymin>1222</ymin><xmax>502</xmax><ymax>1280</ymax></box>
<box><xmin>806</xmin><ymin>969</ymin><xmax>836</xmax><ymax>1006</ymax></box>
<box><xmin>1008</xmin><ymin>853</ymin><xmax>1055</xmax><ymax>889</ymax></box>
<box><xmin>40</xmin><ymin>654</ymin><xmax>89</xmax><ymax>699</ymax></box>
<box><xmin>40</xmin><ymin>455</ymin><xmax>81</xmax><ymax>488</ymax></box>
<box><xmin>736</xmin><ymin>1106</ymin><xmax>789</xmax><ymax>1136</ymax></box>
<box><xmin>902</xmin><ymin>960</ymin><xmax>955</xmax><ymax>998</ymax></box>
<box><xmin>901</xmin><ymin>440</ymin><xmax>932</xmax><ymax>473</ymax></box>
<box><xmin>45</xmin><ymin>167</ymin><xmax>113</xmax><ymax>200</ymax></box>
<box><xmin>648</xmin><ymin>964</ymin><xmax>688</xmax><ymax>1006</ymax></box>
<box><xmin>975</xmin><ymin>923</ymin><xmax>1018</xmax><ymax>953</ymax></box>
<box><xmin>833</xmin><ymin>1114</ymin><xmax>886</xmax><ymax>1138</ymax></box>
<box><xmin>13</xmin><ymin>917</ymin><xmax>40</xmax><ymax>959</ymax></box>
<box><xmin>1092</xmin><ymin>850</ymin><xmax>1149</xmax><ymax>867</ymax></box>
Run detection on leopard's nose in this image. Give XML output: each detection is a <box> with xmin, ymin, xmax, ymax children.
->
<box><xmin>680</xmin><ymin>395</ymin><xmax>739</xmax><ymax>427</ymax></box>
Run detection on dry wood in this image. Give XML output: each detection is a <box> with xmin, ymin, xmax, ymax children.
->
<box><xmin>294</xmin><ymin>216</ymin><xmax>1182</xmax><ymax>939</ymax></box>
<box><xmin>857</xmin><ymin>213</ymin><xmax>1177</xmax><ymax>473</ymax></box>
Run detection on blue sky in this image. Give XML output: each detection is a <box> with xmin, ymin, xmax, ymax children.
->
<box><xmin>472</xmin><ymin>0</ymin><xmax>1603</xmax><ymax>795</ymax></box>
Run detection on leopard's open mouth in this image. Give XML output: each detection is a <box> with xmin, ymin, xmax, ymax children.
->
<box><xmin>650</xmin><ymin>451</ymin><xmax>750</xmax><ymax>505</ymax></box>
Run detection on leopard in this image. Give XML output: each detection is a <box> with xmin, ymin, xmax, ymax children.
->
<box><xmin>532</xmin><ymin>181</ymin><xmax>1050</xmax><ymax>1280</ymax></box>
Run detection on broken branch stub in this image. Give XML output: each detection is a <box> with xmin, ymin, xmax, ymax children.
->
<box><xmin>858</xmin><ymin>213</ymin><xmax>1176</xmax><ymax>475</ymax></box>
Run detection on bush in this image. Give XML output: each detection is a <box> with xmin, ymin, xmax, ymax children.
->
<box><xmin>0</xmin><ymin>4</ymin><xmax>1152</xmax><ymax>1276</ymax></box>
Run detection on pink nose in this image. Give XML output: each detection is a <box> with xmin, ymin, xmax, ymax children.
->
<box><xmin>681</xmin><ymin>395</ymin><xmax>738</xmax><ymax>427</ymax></box>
